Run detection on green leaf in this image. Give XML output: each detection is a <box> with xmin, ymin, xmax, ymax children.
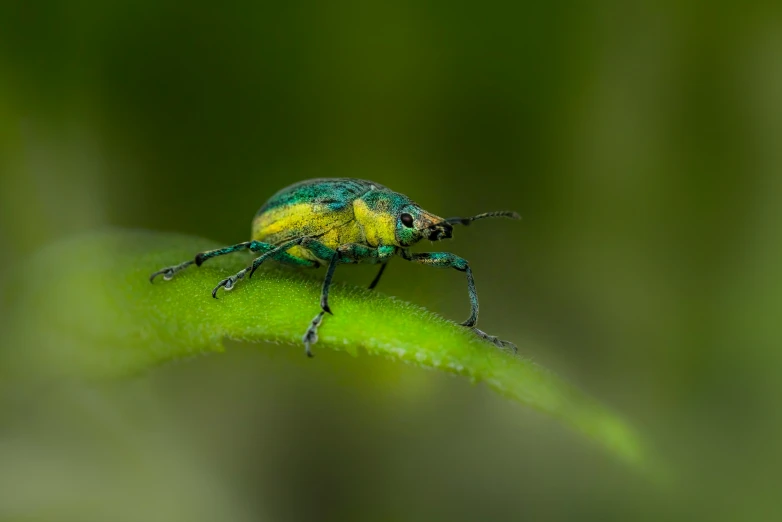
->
<box><xmin>4</xmin><ymin>229</ymin><xmax>654</xmax><ymax>474</ymax></box>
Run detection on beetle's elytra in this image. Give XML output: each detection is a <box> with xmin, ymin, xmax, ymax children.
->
<box><xmin>150</xmin><ymin>178</ymin><xmax>520</xmax><ymax>356</ymax></box>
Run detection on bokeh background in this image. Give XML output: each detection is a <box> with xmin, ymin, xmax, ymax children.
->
<box><xmin>1</xmin><ymin>1</ymin><xmax>781</xmax><ymax>521</ymax></box>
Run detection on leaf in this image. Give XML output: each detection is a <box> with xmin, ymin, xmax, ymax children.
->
<box><xmin>4</xmin><ymin>229</ymin><xmax>654</xmax><ymax>474</ymax></box>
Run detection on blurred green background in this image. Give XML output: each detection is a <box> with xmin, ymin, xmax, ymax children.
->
<box><xmin>1</xmin><ymin>1</ymin><xmax>781</xmax><ymax>520</ymax></box>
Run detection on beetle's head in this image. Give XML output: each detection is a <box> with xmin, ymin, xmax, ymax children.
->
<box><xmin>355</xmin><ymin>186</ymin><xmax>520</xmax><ymax>247</ymax></box>
<box><xmin>394</xmin><ymin>204</ymin><xmax>452</xmax><ymax>247</ymax></box>
<box><xmin>354</xmin><ymin>189</ymin><xmax>452</xmax><ymax>247</ymax></box>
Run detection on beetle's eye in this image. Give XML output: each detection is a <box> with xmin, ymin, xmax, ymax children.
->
<box><xmin>400</xmin><ymin>213</ymin><xmax>414</xmax><ymax>228</ymax></box>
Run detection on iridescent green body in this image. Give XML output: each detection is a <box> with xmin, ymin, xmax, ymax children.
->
<box><xmin>151</xmin><ymin>178</ymin><xmax>520</xmax><ymax>356</ymax></box>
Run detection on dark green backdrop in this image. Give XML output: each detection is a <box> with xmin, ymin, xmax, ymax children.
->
<box><xmin>1</xmin><ymin>1</ymin><xmax>780</xmax><ymax>521</ymax></box>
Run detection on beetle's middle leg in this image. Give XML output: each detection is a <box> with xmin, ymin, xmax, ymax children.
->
<box><xmin>301</xmin><ymin>260</ymin><xmax>388</xmax><ymax>358</ymax></box>
<box><xmin>299</xmin><ymin>241</ymin><xmax>395</xmax><ymax>357</ymax></box>
<box><xmin>368</xmin><ymin>262</ymin><xmax>389</xmax><ymax>290</ymax></box>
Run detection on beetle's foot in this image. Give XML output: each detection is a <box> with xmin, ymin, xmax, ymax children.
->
<box><xmin>149</xmin><ymin>260</ymin><xmax>194</xmax><ymax>283</ymax></box>
<box><xmin>302</xmin><ymin>312</ymin><xmax>325</xmax><ymax>358</ymax></box>
<box><xmin>470</xmin><ymin>327</ymin><xmax>517</xmax><ymax>354</ymax></box>
<box><xmin>211</xmin><ymin>269</ymin><xmax>247</xmax><ymax>298</ymax></box>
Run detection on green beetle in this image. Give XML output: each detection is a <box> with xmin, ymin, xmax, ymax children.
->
<box><xmin>150</xmin><ymin>178</ymin><xmax>520</xmax><ymax>356</ymax></box>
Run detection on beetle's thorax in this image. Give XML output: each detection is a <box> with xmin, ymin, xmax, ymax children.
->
<box><xmin>353</xmin><ymin>197</ymin><xmax>396</xmax><ymax>247</ymax></box>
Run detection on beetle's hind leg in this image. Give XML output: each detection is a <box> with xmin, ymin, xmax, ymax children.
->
<box><xmin>149</xmin><ymin>259</ymin><xmax>194</xmax><ymax>282</ymax></box>
<box><xmin>149</xmin><ymin>240</ymin><xmax>260</xmax><ymax>283</ymax></box>
<box><xmin>210</xmin><ymin>237</ymin><xmax>318</xmax><ymax>298</ymax></box>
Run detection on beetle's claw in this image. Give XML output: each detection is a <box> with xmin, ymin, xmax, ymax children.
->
<box><xmin>302</xmin><ymin>328</ymin><xmax>317</xmax><ymax>357</ymax></box>
<box><xmin>149</xmin><ymin>267</ymin><xmax>174</xmax><ymax>283</ymax></box>
<box><xmin>499</xmin><ymin>339</ymin><xmax>518</xmax><ymax>354</ymax></box>
<box><xmin>303</xmin><ymin>337</ymin><xmax>315</xmax><ymax>358</ymax></box>
<box><xmin>471</xmin><ymin>327</ymin><xmax>517</xmax><ymax>354</ymax></box>
<box><xmin>211</xmin><ymin>268</ymin><xmax>248</xmax><ymax>298</ymax></box>
<box><xmin>149</xmin><ymin>260</ymin><xmax>194</xmax><ymax>283</ymax></box>
<box><xmin>302</xmin><ymin>312</ymin><xmax>325</xmax><ymax>358</ymax></box>
<box><xmin>211</xmin><ymin>277</ymin><xmax>234</xmax><ymax>298</ymax></box>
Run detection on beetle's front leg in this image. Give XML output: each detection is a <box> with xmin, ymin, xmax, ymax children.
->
<box><xmin>400</xmin><ymin>250</ymin><xmax>477</xmax><ymax>326</ymax></box>
<box><xmin>400</xmin><ymin>250</ymin><xmax>516</xmax><ymax>353</ymax></box>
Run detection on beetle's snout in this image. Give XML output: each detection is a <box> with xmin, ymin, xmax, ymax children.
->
<box><xmin>426</xmin><ymin>223</ymin><xmax>453</xmax><ymax>241</ymax></box>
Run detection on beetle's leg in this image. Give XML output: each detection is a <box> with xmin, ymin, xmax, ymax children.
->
<box><xmin>211</xmin><ymin>237</ymin><xmax>310</xmax><ymax>297</ymax></box>
<box><xmin>150</xmin><ymin>240</ymin><xmax>266</xmax><ymax>282</ymax></box>
<box><xmin>368</xmin><ymin>262</ymin><xmax>388</xmax><ymax>290</ymax></box>
<box><xmin>319</xmin><ymin>244</ymin><xmax>367</xmax><ymax>314</ymax></box>
<box><xmin>400</xmin><ymin>250</ymin><xmax>477</xmax><ymax>326</ymax></box>
<box><xmin>302</xmin><ymin>256</ymin><xmax>391</xmax><ymax>358</ymax></box>
<box><xmin>295</xmin><ymin>238</ymin><xmax>339</xmax><ymax>357</ymax></box>
<box><xmin>472</xmin><ymin>327</ymin><xmax>517</xmax><ymax>352</ymax></box>
<box><xmin>195</xmin><ymin>241</ymin><xmax>268</xmax><ymax>266</ymax></box>
<box><xmin>317</xmin><ymin>243</ymin><xmax>395</xmax><ymax>314</ymax></box>
<box><xmin>399</xmin><ymin>250</ymin><xmax>516</xmax><ymax>353</ymax></box>
<box><xmin>149</xmin><ymin>260</ymin><xmax>195</xmax><ymax>283</ymax></box>
<box><xmin>247</xmin><ymin>237</ymin><xmax>309</xmax><ymax>278</ymax></box>
<box><xmin>299</xmin><ymin>242</ymin><xmax>394</xmax><ymax>357</ymax></box>
<box><xmin>302</xmin><ymin>312</ymin><xmax>324</xmax><ymax>358</ymax></box>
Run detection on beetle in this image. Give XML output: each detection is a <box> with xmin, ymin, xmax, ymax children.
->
<box><xmin>150</xmin><ymin>178</ymin><xmax>520</xmax><ymax>357</ymax></box>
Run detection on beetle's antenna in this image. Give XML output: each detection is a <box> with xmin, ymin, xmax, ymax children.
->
<box><xmin>444</xmin><ymin>211</ymin><xmax>521</xmax><ymax>226</ymax></box>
